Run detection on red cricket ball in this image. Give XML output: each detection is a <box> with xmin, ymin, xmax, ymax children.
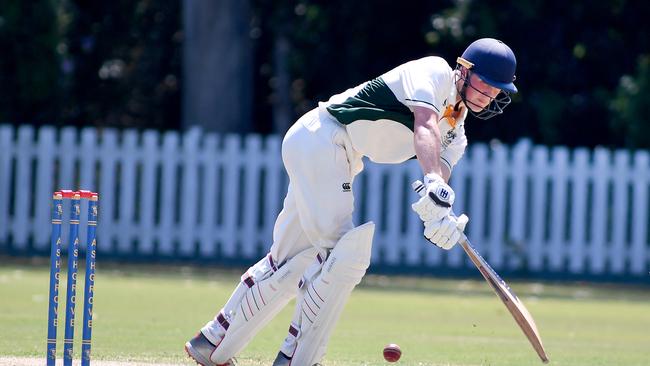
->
<box><xmin>383</xmin><ymin>343</ymin><xmax>401</xmax><ymax>362</ymax></box>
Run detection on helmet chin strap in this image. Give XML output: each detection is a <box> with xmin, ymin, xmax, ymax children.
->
<box><xmin>455</xmin><ymin>69</ymin><xmax>472</xmax><ymax>110</ymax></box>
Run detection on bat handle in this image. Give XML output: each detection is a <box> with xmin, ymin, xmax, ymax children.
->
<box><xmin>412</xmin><ymin>180</ymin><xmax>468</xmax><ymax>231</ymax></box>
<box><xmin>456</xmin><ymin>214</ymin><xmax>469</xmax><ymax>232</ymax></box>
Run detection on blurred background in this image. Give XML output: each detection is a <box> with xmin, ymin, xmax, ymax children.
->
<box><xmin>2</xmin><ymin>0</ymin><xmax>650</xmax><ymax>280</ymax></box>
<box><xmin>2</xmin><ymin>0</ymin><xmax>650</xmax><ymax>146</ymax></box>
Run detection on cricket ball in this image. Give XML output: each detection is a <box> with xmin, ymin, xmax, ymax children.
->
<box><xmin>383</xmin><ymin>343</ymin><xmax>401</xmax><ymax>362</ymax></box>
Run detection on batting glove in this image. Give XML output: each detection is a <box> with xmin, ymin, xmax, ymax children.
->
<box><xmin>411</xmin><ymin>173</ymin><xmax>455</xmax><ymax>222</ymax></box>
<box><xmin>424</xmin><ymin>215</ymin><xmax>464</xmax><ymax>250</ymax></box>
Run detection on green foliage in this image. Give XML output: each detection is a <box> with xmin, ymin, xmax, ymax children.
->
<box><xmin>0</xmin><ymin>0</ymin><xmax>61</xmax><ymax>124</ymax></box>
<box><xmin>430</xmin><ymin>0</ymin><xmax>650</xmax><ymax>148</ymax></box>
<box><xmin>60</xmin><ymin>0</ymin><xmax>182</xmax><ymax>129</ymax></box>
<box><xmin>611</xmin><ymin>55</ymin><xmax>650</xmax><ymax>148</ymax></box>
<box><xmin>2</xmin><ymin>0</ymin><xmax>650</xmax><ymax>148</ymax></box>
<box><xmin>0</xmin><ymin>0</ymin><xmax>181</xmax><ymax>129</ymax></box>
<box><xmin>250</xmin><ymin>0</ymin><xmax>455</xmax><ymax>131</ymax></box>
<box><xmin>250</xmin><ymin>0</ymin><xmax>650</xmax><ymax>148</ymax></box>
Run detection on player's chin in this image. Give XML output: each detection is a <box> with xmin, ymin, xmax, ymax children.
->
<box><xmin>468</xmin><ymin>102</ymin><xmax>487</xmax><ymax>113</ymax></box>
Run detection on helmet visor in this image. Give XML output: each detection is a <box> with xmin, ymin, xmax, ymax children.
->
<box><xmin>475</xmin><ymin>72</ymin><xmax>518</xmax><ymax>94</ymax></box>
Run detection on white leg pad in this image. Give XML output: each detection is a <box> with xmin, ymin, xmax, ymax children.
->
<box><xmin>285</xmin><ymin>222</ymin><xmax>375</xmax><ymax>365</ymax></box>
<box><xmin>202</xmin><ymin>248</ymin><xmax>317</xmax><ymax>364</ymax></box>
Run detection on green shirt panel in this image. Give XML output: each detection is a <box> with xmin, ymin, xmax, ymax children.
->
<box><xmin>326</xmin><ymin>77</ymin><xmax>415</xmax><ymax>130</ymax></box>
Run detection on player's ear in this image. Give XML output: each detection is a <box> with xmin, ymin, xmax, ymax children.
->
<box><xmin>461</xmin><ymin>67</ymin><xmax>470</xmax><ymax>81</ymax></box>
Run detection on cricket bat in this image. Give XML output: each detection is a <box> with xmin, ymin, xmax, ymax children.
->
<box><xmin>413</xmin><ymin>181</ymin><xmax>549</xmax><ymax>363</ymax></box>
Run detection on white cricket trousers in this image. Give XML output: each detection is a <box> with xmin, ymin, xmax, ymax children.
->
<box><xmin>270</xmin><ymin>106</ymin><xmax>364</xmax><ymax>264</ymax></box>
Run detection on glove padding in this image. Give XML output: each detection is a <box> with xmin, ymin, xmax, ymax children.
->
<box><xmin>424</xmin><ymin>215</ymin><xmax>464</xmax><ymax>250</ymax></box>
<box><xmin>411</xmin><ymin>173</ymin><xmax>455</xmax><ymax>222</ymax></box>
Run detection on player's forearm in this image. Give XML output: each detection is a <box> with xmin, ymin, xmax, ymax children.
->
<box><xmin>414</xmin><ymin>124</ymin><xmax>444</xmax><ymax>178</ymax></box>
<box><xmin>440</xmin><ymin>164</ymin><xmax>451</xmax><ymax>182</ymax></box>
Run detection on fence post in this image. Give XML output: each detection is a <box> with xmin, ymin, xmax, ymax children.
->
<box><xmin>159</xmin><ymin>131</ymin><xmax>180</xmax><ymax>256</ymax></box>
<box><xmin>13</xmin><ymin>126</ymin><xmax>35</xmax><ymax>250</ymax></box>
<box><xmin>261</xmin><ymin>135</ymin><xmax>284</xmax><ymax>254</ymax></box>
<box><xmin>79</xmin><ymin>128</ymin><xmax>98</xmax><ymax>191</ymax></box>
<box><xmin>507</xmin><ymin>139</ymin><xmax>530</xmax><ymax>270</ymax></box>
<box><xmin>404</xmin><ymin>161</ymin><xmax>426</xmax><ymax>267</ymax></box>
<box><xmin>58</xmin><ymin>127</ymin><xmax>78</xmax><ymax>197</ymax></box>
<box><xmin>589</xmin><ymin>148</ymin><xmax>609</xmax><ymax>275</ymax></box>
<box><xmin>467</xmin><ymin>144</ymin><xmax>488</xmax><ymax>262</ymax></box>
<box><xmin>362</xmin><ymin>163</ymin><xmax>385</xmax><ymax>265</ymax></box>
<box><xmin>221</xmin><ymin>134</ymin><xmax>241</xmax><ymax>259</ymax></box>
<box><xmin>116</xmin><ymin>130</ymin><xmax>138</xmax><ymax>255</ymax></box>
<box><xmin>630</xmin><ymin>151</ymin><xmax>649</xmax><ymax>275</ymax></box>
<box><xmin>98</xmin><ymin>129</ymin><xmax>118</xmax><ymax>255</ymax></box>
<box><xmin>199</xmin><ymin>132</ymin><xmax>219</xmax><ymax>258</ymax></box>
<box><xmin>529</xmin><ymin>146</ymin><xmax>549</xmax><ymax>271</ymax></box>
<box><xmin>384</xmin><ymin>165</ymin><xmax>405</xmax><ymax>266</ymax></box>
<box><xmin>0</xmin><ymin>126</ymin><xmax>14</xmax><ymax>247</ymax></box>
<box><xmin>139</xmin><ymin>130</ymin><xmax>159</xmax><ymax>256</ymax></box>
<box><xmin>34</xmin><ymin>126</ymin><xmax>57</xmax><ymax>250</ymax></box>
<box><xmin>77</xmin><ymin>128</ymin><xmax>99</xmax><ymax>255</ymax></box>
<box><xmin>610</xmin><ymin>150</ymin><xmax>630</xmax><ymax>274</ymax></box>
<box><xmin>569</xmin><ymin>148</ymin><xmax>590</xmax><ymax>274</ymax></box>
<box><xmin>241</xmin><ymin>135</ymin><xmax>263</xmax><ymax>260</ymax></box>
<box><xmin>179</xmin><ymin>128</ymin><xmax>201</xmax><ymax>257</ymax></box>
<box><xmin>487</xmin><ymin>142</ymin><xmax>507</xmax><ymax>270</ymax></box>
<box><xmin>548</xmin><ymin>147</ymin><xmax>569</xmax><ymax>272</ymax></box>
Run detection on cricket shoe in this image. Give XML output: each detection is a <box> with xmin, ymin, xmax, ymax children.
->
<box><xmin>185</xmin><ymin>332</ymin><xmax>237</xmax><ymax>366</ymax></box>
<box><xmin>272</xmin><ymin>351</ymin><xmax>291</xmax><ymax>366</ymax></box>
<box><xmin>272</xmin><ymin>351</ymin><xmax>322</xmax><ymax>366</ymax></box>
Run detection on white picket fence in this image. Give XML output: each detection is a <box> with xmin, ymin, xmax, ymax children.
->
<box><xmin>0</xmin><ymin>124</ymin><xmax>649</xmax><ymax>278</ymax></box>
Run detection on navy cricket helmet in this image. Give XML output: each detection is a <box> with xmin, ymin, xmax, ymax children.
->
<box><xmin>456</xmin><ymin>38</ymin><xmax>518</xmax><ymax>119</ymax></box>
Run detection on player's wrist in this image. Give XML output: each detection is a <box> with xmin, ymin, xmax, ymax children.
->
<box><xmin>423</xmin><ymin>172</ymin><xmax>455</xmax><ymax>208</ymax></box>
<box><xmin>424</xmin><ymin>172</ymin><xmax>444</xmax><ymax>186</ymax></box>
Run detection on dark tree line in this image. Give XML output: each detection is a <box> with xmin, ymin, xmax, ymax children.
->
<box><xmin>0</xmin><ymin>0</ymin><xmax>182</xmax><ymax>131</ymax></box>
<box><xmin>1</xmin><ymin>0</ymin><xmax>649</xmax><ymax>148</ymax></box>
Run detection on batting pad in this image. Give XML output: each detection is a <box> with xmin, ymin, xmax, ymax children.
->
<box><xmin>204</xmin><ymin>248</ymin><xmax>317</xmax><ymax>364</ymax></box>
<box><xmin>290</xmin><ymin>221</ymin><xmax>375</xmax><ymax>365</ymax></box>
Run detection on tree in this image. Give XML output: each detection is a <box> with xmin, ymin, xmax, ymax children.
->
<box><xmin>251</xmin><ymin>0</ymin><xmax>454</xmax><ymax>134</ymax></box>
<box><xmin>182</xmin><ymin>0</ymin><xmax>253</xmax><ymax>133</ymax></box>
<box><xmin>456</xmin><ymin>0</ymin><xmax>650</xmax><ymax>148</ymax></box>
<box><xmin>0</xmin><ymin>0</ymin><xmax>61</xmax><ymax>125</ymax></box>
<box><xmin>611</xmin><ymin>55</ymin><xmax>650</xmax><ymax>148</ymax></box>
<box><xmin>62</xmin><ymin>0</ymin><xmax>182</xmax><ymax>130</ymax></box>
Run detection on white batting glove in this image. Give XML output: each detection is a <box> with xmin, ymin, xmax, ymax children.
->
<box><xmin>411</xmin><ymin>173</ymin><xmax>455</xmax><ymax>222</ymax></box>
<box><xmin>424</xmin><ymin>215</ymin><xmax>464</xmax><ymax>250</ymax></box>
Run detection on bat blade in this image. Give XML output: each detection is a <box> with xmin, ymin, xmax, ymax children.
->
<box><xmin>412</xmin><ymin>180</ymin><xmax>548</xmax><ymax>363</ymax></box>
<box><xmin>459</xmin><ymin>237</ymin><xmax>549</xmax><ymax>363</ymax></box>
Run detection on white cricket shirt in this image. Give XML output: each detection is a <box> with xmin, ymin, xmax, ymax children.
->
<box><xmin>322</xmin><ymin>56</ymin><xmax>468</xmax><ymax>172</ymax></box>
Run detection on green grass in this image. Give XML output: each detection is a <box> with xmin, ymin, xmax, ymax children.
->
<box><xmin>1</xmin><ymin>259</ymin><xmax>649</xmax><ymax>365</ymax></box>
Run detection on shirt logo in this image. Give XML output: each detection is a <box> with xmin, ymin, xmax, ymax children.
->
<box><xmin>342</xmin><ymin>183</ymin><xmax>351</xmax><ymax>192</ymax></box>
<box><xmin>443</xmin><ymin>129</ymin><xmax>457</xmax><ymax>148</ymax></box>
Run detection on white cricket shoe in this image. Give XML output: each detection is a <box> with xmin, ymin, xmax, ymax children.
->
<box><xmin>272</xmin><ymin>351</ymin><xmax>292</xmax><ymax>366</ymax></box>
<box><xmin>185</xmin><ymin>332</ymin><xmax>237</xmax><ymax>366</ymax></box>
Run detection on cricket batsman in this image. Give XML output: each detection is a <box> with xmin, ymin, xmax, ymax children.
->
<box><xmin>185</xmin><ymin>37</ymin><xmax>518</xmax><ymax>366</ymax></box>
